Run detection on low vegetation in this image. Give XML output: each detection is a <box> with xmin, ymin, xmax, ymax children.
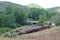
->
<box><xmin>0</xmin><ymin>28</ymin><xmax>12</xmax><ymax>35</ymax></box>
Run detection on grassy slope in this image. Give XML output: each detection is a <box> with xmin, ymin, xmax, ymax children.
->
<box><xmin>0</xmin><ymin>26</ymin><xmax>60</xmax><ymax>40</ymax></box>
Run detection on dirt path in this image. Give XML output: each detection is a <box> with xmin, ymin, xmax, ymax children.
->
<box><xmin>0</xmin><ymin>26</ymin><xmax>60</xmax><ymax>40</ymax></box>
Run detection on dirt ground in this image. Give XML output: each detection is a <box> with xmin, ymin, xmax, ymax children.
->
<box><xmin>0</xmin><ymin>26</ymin><xmax>60</xmax><ymax>40</ymax></box>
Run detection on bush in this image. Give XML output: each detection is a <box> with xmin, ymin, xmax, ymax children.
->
<box><xmin>9</xmin><ymin>23</ymin><xmax>20</xmax><ymax>29</ymax></box>
<box><xmin>36</xmin><ymin>21</ymin><xmax>44</xmax><ymax>26</ymax></box>
<box><xmin>0</xmin><ymin>28</ymin><xmax>12</xmax><ymax>35</ymax></box>
<box><xmin>36</xmin><ymin>15</ymin><xmax>47</xmax><ymax>26</ymax></box>
<box><xmin>3</xmin><ymin>33</ymin><xmax>17</xmax><ymax>37</ymax></box>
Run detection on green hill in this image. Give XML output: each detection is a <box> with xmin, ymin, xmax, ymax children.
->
<box><xmin>27</xmin><ymin>4</ymin><xmax>42</xmax><ymax>8</ymax></box>
<box><xmin>47</xmin><ymin>6</ymin><xmax>60</xmax><ymax>13</ymax></box>
<box><xmin>47</xmin><ymin>7</ymin><xmax>60</xmax><ymax>25</ymax></box>
<box><xmin>0</xmin><ymin>1</ymin><xmax>30</xmax><ymax>13</ymax></box>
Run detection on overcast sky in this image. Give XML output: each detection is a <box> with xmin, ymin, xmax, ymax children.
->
<box><xmin>0</xmin><ymin>0</ymin><xmax>60</xmax><ymax>8</ymax></box>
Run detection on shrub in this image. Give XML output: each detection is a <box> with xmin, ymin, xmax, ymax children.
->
<box><xmin>36</xmin><ymin>15</ymin><xmax>47</xmax><ymax>26</ymax></box>
<box><xmin>0</xmin><ymin>27</ymin><xmax>12</xmax><ymax>35</ymax></box>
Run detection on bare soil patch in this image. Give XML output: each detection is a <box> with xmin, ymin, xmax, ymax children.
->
<box><xmin>0</xmin><ymin>26</ymin><xmax>60</xmax><ymax>40</ymax></box>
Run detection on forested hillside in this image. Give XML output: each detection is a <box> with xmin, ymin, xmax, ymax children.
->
<box><xmin>0</xmin><ymin>1</ymin><xmax>60</xmax><ymax>35</ymax></box>
<box><xmin>47</xmin><ymin>7</ymin><xmax>60</xmax><ymax>25</ymax></box>
<box><xmin>0</xmin><ymin>1</ymin><xmax>50</xmax><ymax>28</ymax></box>
<box><xmin>47</xmin><ymin>6</ymin><xmax>60</xmax><ymax>12</ymax></box>
<box><xmin>0</xmin><ymin>1</ymin><xmax>29</xmax><ymax>28</ymax></box>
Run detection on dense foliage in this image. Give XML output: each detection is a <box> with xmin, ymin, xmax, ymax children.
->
<box><xmin>37</xmin><ymin>15</ymin><xmax>47</xmax><ymax>26</ymax></box>
<box><xmin>0</xmin><ymin>28</ymin><xmax>12</xmax><ymax>35</ymax></box>
<box><xmin>0</xmin><ymin>1</ymin><xmax>58</xmax><ymax>29</ymax></box>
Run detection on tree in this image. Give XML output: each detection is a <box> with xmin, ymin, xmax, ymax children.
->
<box><xmin>37</xmin><ymin>15</ymin><xmax>47</xmax><ymax>26</ymax></box>
<box><xmin>13</xmin><ymin>7</ymin><xmax>27</xmax><ymax>25</ymax></box>
<box><xmin>0</xmin><ymin>5</ymin><xmax>20</xmax><ymax>28</ymax></box>
<box><xmin>28</xmin><ymin>7</ymin><xmax>48</xmax><ymax>20</ymax></box>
